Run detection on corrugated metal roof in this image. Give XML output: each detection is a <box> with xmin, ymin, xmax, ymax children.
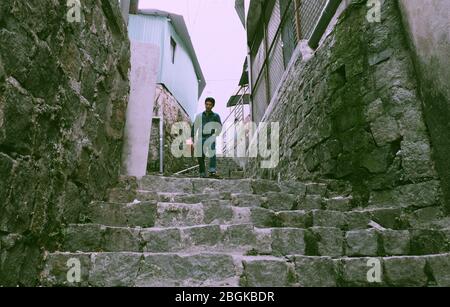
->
<box><xmin>136</xmin><ymin>9</ymin><xmax>206</xmax><ymax>98</ymax></box>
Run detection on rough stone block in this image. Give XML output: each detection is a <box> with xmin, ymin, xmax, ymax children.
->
<box><xmin>380</xmin><ymin>230</ymin><xmax>410</xmax><ymax>256</ymax></box>
<box><xmin>275</xmin><ymin>210</ymin><xmax>312</xmax><ymax>228</ymax></box>
<box><xmin>410</xmin><ymin>229</ymin><xmax>448</xmax><ymax>255</ymax></box>
<box><xmin>141</xmin><ymin>228</ymin><xmax>182</xmax><ymax>252</ymax></box>
<box><xmin>370</xmin><ymin>208</ymin><xmax>402</xmax><ymax>230</ymax></box>
<box><xmin>102</xmin><ymin>227</ymin><xmax>141</xmax><ymax>252</ymax></box>
<box><xmin>300</xmin><ymin>195</ymin><xmax>323</xmax><ymax>210</ymax></box>
<box><xmin>90</xmin><ymin>253</ymin><xmax>142</xmax><ymax>287</ymax></box>
<box><xmin>231</xmin><ymin>194</ymin><xmax>263</xmax><ymax>207</ymax></box>
<box><xmin>427</xmin><ymin>254</ymin><xmax>450</xmax><ymax>287</ymax></box>
<box><xmin>294</xmin><ymin>256</ymin><xmax>337</xmax><ymax>287</ymax></box>
<box><xmin>250</xmin><ymin>207</ymin><xmax>277</xmax><ymax>227</ymax></box>
<box><xmin>384</xmin><ymin>257</ymin><xmax>427</xmax><ymax>287</ymax></box>
<box><xmin>86</xmin><ymin>201</ymin><xmax>157</xmax><ymax>228</ymax></box>
<box><xmin>308</xmin><ymin>227</ymin><xmax>344</xmax><ymax>257</ymax></box>
<box><xmin>346</xmin><ymin>229</ymin><xmax>379</xmax><ymax>257</ymax></box>
<box><xmin>346</xmin><ymin>211</ymin><xmax>372</xmax><ymax>229</ymax></box>
<box><xmin>305</xmin><ymin>183</ymin><xmax>327</xmax><ymax>196</ymax></box>
<box><xmin>138</xmin><ymin>176</ymin><xmax>193</xmax><ymax>193</ymax></box>
<box><xmin>370</xmin><ymin>115</ymin><xmax>400</xmax><ymax>146</ymax></box>
<box><xmin>202</xmin><ymin>202</ymin><xmax>234</xmax><ymax>224</ymax></box>
<box><xmin>339</xmin><ymin>257</ymin><xmax>385</xmax><ymax>287</ymax></box>
<box><xmin>193</xmin><ymin>178</ymin><xmax>252</xmax><ymax>194</ymax></box>
<box><xmin>271</xmin><ymin>228</ymin><xmax>305</xmax><ymax>256</ymax></box>
<box><xmin>262</xmin><ymin>192</ymin><xmax>297</xmax><ymax>211</ymax></box>
<box><xmin>41</xmin><ymin>253</ymin><xmax>91</xmax><ymax>287</ymax></box>
<box><xmin>312</xmin><ymin>210</ymin><xmax>347</xmax><ymax>229</ymax></box>
<box><xmin>155</xmin><ymin>203</ymin><xmax>204</xmax><ymax>227</ymax></box>
<box><xmin>223</xmin><ymin>224</ymin><xmax>256</xmax><ymax>247</ymax></box>
<box><xmin>184</xmin><ymin>225</ymin><xmax>222</xmax><ymax>246</ymax></box>
<box><xmin>324</xmin><ymin>196</ymin><xmax>352</xmax><ymax>212</ymax></box>
<box><xmin>136</xmin><ymin>253</ymin><xmax>236</xmax><ymax>287</ymax></box>
<box><xmin>63</xmin><ymin>224</ymin><xmax>103</xmax><ymax>252</ymax></box>
<box><xmin>369</xmin><ymin>181</ymin><xmax>440</xmax><ymax>209</ymax></box>
<box><xmin>241</xmin><ymin>257</ymin><xmax>294</xmax><ymax>287</ymax></box>
<box><xmin>279</xmin><ymin>181</ymin><xmax>307</xmax><ymax>196</ymax></box>
<box><xmin>401</xmin><ymin>140</ymin><xmax>436</xmax><ymax>179</ymax></box>
<box><xmin>175</xmin><ymin>192</ymin><xmax>231</xmax><ymax>204</ymax></box>
<box><xmin>251</xmin><ymin>179</ymin><xmax>281</xmax><ymax>194</ymax></box>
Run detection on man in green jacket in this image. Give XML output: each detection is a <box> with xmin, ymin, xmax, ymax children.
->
<box><xmin>190</xmin><ymin>97</ymin><xmax>222</xmax><ymax>178</ymax></box>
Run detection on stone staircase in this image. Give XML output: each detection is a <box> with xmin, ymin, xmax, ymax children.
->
<box><xmin>171</xmin><ymin>157</ymin><xmax>245</xmax><ymax>179</ymax></box>
<box><xmin>40</xmin><ymin>176</ymin><xmax>450</xmax><ymax>287</ymax></box>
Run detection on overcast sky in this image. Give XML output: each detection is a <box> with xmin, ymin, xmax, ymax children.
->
<box><xmin>139</xmin><ymin>0</ymin><xmax>247</xmax><ymax>122</ymax></box>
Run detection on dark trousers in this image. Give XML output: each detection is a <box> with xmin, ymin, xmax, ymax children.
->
<box><xmin>198</xmin><ymin>138</ymin><xmax>217</xmax><ymax>175</ymax></box>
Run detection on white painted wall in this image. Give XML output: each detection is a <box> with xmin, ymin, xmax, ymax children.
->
<box><xmin>122</xmin><ymin>41</ymin><xmax>160</xmax><ymax>178</ymax></box>
<box><xmin>128</xmin><ymin>14</ymin><xmax>200</xmax><ymax>121</ymax></box>
<box><xmin>161</xmin><ymin>22</ymin><xmax>199</xmax><ymax>121</ymax></box>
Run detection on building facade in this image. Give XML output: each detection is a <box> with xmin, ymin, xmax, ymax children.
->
<box><xmin>128</xmin><ymin>9</ymin><xmax>206</xmax><ymax>121</ymax></box>
<box><xmin>127</xmin><ymin>9</ymin><xmax>206</xmax><ymax>174</ymax></box>
<box><xmin>237</xmin><ymin>0</ymin><xmax>342</xmax><ymax>123</ymax></box>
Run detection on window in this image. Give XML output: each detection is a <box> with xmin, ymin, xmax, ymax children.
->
<box><xmin>170</xmin><ymin>37</ymin><xmax>177</xmax><ymax>64</ymax></box>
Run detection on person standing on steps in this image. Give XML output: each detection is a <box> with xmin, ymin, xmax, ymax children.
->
<box><xmin>189</xmin><ymin>97</ymin><xmax>222</xmax><ymax>178</ymax></box>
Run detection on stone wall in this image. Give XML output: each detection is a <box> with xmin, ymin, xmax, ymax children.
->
<box><xmin>147</xmin><ymin>84</ymin><xmax>195</xmax><ymax>174</ymax></box>
<box><xmin>0</xmin><ymin>0</ymin><xmax>130</xmax><ymax>285</ymax></box>
<box><xmin>398</xmin><ymin>0</ymin><xmax>450</xmax><ymax>213</ymax></box>
<box><xmin>246</xmin><ymin>0</ymin><xmax>444</xmax><ymax>212</ymax></box>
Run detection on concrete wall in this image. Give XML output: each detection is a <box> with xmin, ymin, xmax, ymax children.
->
<box><xmin>122</xmin><ymin>41</ymin><xmax>159</xmax><ymax>178</ymax></box>
<box><xmin>246</xmin><ymin>0</ymin><xmax>444</xmax><ymax>217</ymax></box>
<box><xmin>398</xmin><ymin>0</ymin><xmax>450</xmax><ymax>212</ymax></box>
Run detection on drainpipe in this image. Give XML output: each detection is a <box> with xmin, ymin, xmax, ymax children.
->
<box><xmin>159</xmin><ymin>117</ymin><xmax>164</xmax><ymax>174</ymax></box>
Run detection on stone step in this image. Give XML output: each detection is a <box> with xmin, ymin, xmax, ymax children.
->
<box><xmin>61</xmin><ymin>224</ymin><xmax>449</xmax><ymax>257</ymax></box>
<box><xmin>41</xmin><ymin>252</ymin><xmax>242</xmax><ymax>287</ymax></box>
<box><xmin>136</xmin><ymin>192</ymin><xmax>353</xmax><ymax>212</ymax></box>
<box><xmin>230</xmin><ymin>171</ymin><xmax>245</xmax><ymax>179</ymax></box>
<box><xmin>86</xmin><ymin>201</ymin><xmax>412</xmax><ymax>231</ymax></box>
<box><xmin>62</xmin><ymin>224</ymin><xmax>293</xmax><ymax>255</ymax></box>
<box><xmin>137</xmin><ymin>176</ymin><xmax>254</xmax><ymax>194</ymax></box>
<box><xmin>85</xmin><ymin>201</ymin><xmax>157</xmax><ymax>228</ymax></box>
<box><xmin>137</xmin><ymin>176</ymin><xmax>342</xmax><ymax>196</ymax></box>
<box><xmin>274</xmin><ymin>207</ymin><xmax>405</xmax><ymax>230</ymax></box>
<box><xmin>244</xmin><ymin>253</ymin><xmax>450</xmax><ymax>287</ymax></box>
<box><xmin>40</xmin><ymin>252</ymin><xmax>450</xmax><ymax>287</ymax></box>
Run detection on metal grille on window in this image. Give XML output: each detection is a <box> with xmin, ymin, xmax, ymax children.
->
<box><xmin>252</xmin><ymin>67</ymin><xmax>268</xmax><ymax>123</ymax></box>
<box><xmin>299</xmin><ymin>0</ymin><xmax>328</xmax><ymax>40</ymax></box>
<box><xmin>267</xmin><ymin>0</ymin><xmax>285</xmax><ymax>100</ymax></box>
<box><xmin>280</xmin><ymin>0</ymin><xmax>298</xmax><ymax>67</ymax></box>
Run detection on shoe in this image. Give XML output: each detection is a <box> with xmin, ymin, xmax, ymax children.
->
<box><xmin>209</xmin><ymin>172</ymin><xmax>218</xmax><ymax>178</ymax></box>
<box><xmin>200</xmin><ymin>173</ymin><xmax>207</xmax><ymax>178</ymax></box>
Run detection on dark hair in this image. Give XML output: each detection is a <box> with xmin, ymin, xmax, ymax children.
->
<box><xmin>205</xmin><ymin>97</ymin><xmax>216</xmax><ymax>106</ymax></box>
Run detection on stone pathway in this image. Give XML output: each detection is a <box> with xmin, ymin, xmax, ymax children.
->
<box><xmin>40</xmin><ymin>176</ymin><xmax>450</xmax><ymax>287</ymax></box>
